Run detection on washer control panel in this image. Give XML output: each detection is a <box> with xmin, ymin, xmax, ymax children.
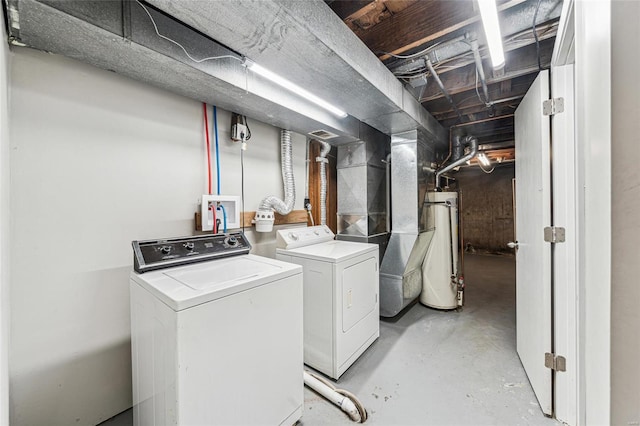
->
<box><xmin>132</xmin><ymin>231</ymin><xmax>251</xmax><ymax>273</ymax></box>
<box><xmin>276</xmin><ymin>225</ymin><xmax>335</xmax><ymax>249</ymax></box>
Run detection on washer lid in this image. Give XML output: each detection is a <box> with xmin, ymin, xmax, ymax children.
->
<box><xmin>276</xmin><ymin>240</ymin><xmax>378</xmax><ymax>263</ymax></box>
<box><xmin>131</xmin><ymin>254</ymin><xmax>301</xmax><ymax>311</ymax></box>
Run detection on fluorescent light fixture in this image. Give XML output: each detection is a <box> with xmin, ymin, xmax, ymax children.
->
<box><xmin>477</xmin><ymin>0</ymin><xmax>505</xmax><ymax>69</ymax></box>
<box><xmin>243</xmin><ymin>58</ymin><xmax>348</xmax><ymax>118</ymax></box>
<box><xmin>477</xmin><ymin>152</ymin><xmax>491</xmax><ymax>167</ymax></box>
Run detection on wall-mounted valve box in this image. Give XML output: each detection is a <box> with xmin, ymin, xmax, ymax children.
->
<box><xmin>200</xmin><ymin>195</ymin><xmax>241</xmax><ymax>231</ymax></box>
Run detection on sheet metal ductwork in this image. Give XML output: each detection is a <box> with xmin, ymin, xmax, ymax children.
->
<box><xmin>335</xmin><ymin>123</ymin><xmax>390</xmax><ymax>259</ymax></box>
<box><xmin>5</xmin><ymin>0</ymin><xmax>447</xmax><ymax>147</ymax></box>
<box><xmin>379</xmin><ymin>130</ymin><xmax>437</xmax><ymax>317</ymax></box>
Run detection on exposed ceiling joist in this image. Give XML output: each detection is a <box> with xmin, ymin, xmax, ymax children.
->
<box><xmin>425</xmin><ymin>72</ymin><xmax>535</xmax><ymax>118</ymax></box>
<box><xmin>342</xmin><ymin>0</ymin><xmax>417</xmax><ymax>34</ymax></box>
<box><xmin>327</xmin><ymin>0</ymin><xmax>374</xmax><ymax>19</ymax></box>
<box><xmin>419</xmin><ymin>37</ymin><xmax>554</xmax><ymax>102</ymax></box>
<box><xmin>349</xmin><ymin>0</ymin><xmax>526</xmax><ymax>60</ymax></box>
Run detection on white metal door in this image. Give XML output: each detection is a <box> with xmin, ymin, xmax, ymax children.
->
<box><xmin>514</xmin><ymin>70</ymin><xmax>552</xmax><ymax>415</ymax></box>
<box><xmin>551</xmin><ymin>64</ymin><xmax>577</xmax><ymax>426</ymax></box>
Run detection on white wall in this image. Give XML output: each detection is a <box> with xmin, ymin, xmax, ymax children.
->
<box><xmin>0</xmin><ymin>22</ymin><xmax>12</xmax><ymax>426</ymax></box>
<box><xmin>611</xmin><ymin>1</ymin><xmax>640</xmax><ymax>424</ymax></box>
<box><xmin>9</xmin><ymin>47</ymin><xmax>306</xmax><ymax>426</ymax></box>
<box><xmin>574</xmin><ymin>1</ymin><xmax>611</xmax><ymax>423</ymax></box>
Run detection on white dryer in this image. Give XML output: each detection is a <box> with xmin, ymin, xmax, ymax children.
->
<box><xmin>130</xmin><ymin>232</ymin><xmax>303</xmax><ymax>426</ymax></box>
<box><xmin>276</xmin><ymin>225</ymin><xmax>379</xmax><ymax>379</ymax></box>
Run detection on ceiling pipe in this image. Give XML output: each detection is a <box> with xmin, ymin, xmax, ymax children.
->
<box><xmin>390</xmin><ymin>0</ymin><xmax>563</xmax><ymax>77</ymax></box>
<box><xmin>425</xmin><ymin>58</ymin><xmax>464</xmax><ymax>123</ymax></box>
<box><xmin>470</xmin><ymin>40</ymin><xmax>492</xmax><ymax>107</ymax></box>
<box><xmin>435</xmin><ymin>136</ymin><xmax>478</xmax><ymax>189</ymax></box>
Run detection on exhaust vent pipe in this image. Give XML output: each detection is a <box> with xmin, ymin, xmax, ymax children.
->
<box><xmin>254</xmin><ymin>130</ymin><xmax>296</xmax><ymax>232</ymax></box>
<box><xmin>435</xmin><ymin>136</ymin><xmax>478</xmax><ymax>190</ymax></box>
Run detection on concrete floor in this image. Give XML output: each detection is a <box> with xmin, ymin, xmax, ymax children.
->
<box><xmin>102</xmin><ymin>254</ymin><xmax>557</xmax><ymax>426</ymax></box>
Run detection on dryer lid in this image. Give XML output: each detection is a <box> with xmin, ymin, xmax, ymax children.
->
<box><xmin>277</xmin><ymin>240</ymin><xmax>378</xmax><ymax>263</ymax></box>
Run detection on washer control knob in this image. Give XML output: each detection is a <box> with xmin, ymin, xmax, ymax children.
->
<box><xmin>324</xmin><ymin>228</ymin><xmax>331</xmax><ymax>234</ymax></box>
<box><xmin>314</xmin><ymin>230</ymin><xmax>320</xmax><ymax>236</ymax></box>
<box><xmin>225</xmin><ymin>236</ymin><xmax>239</xmax><ymax>247</ymax></box>
<box><xmin>288</xmin><ymin>232</ymin><xmax>299</xmax><ymax>241</ymax></box>
<box><xmin>183</xmin><ymin>242</ymin><xmax>195</xmax><ymax>251</ymax></box>
<box><xmin>160</xmin><ymin>245</ymin><xmax>172</xmax><ymax>255</ymax></box>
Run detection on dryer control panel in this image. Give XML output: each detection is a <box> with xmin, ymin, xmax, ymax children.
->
<box><xmin>132</xmin><ymin>232</ymin><xmax>251</xmax><ymax>273</ymax></box>
<box><xmin>276</xmin><ymin>225</ymin><xmax>335</xmax><ymax>249</ymax></box>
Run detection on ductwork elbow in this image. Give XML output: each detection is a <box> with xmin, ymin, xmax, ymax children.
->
<box><xmin>254</xmin><ymin>129</ymin><xmax>296</xmax><ymax>232</ymax></box>
<box><xmin>435</xmin><ymin>136</ymin><xmax>478</xmax><ymax>190</ymax></box>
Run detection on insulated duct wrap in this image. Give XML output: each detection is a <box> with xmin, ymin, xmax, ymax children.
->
<box><xmin>317</xmin><ymin>140</ymin><xmax>331</xmax><ymax>226</ymax></box>
<box><xmin>258</xmin><ymin>129</ymin><xmax>296</xmax><ymax>215</ymax></box>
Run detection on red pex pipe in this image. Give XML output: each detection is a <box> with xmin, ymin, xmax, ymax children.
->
<box><xmin>203</xmin><ymin>103</ymin><xmax>212</xmax><ymax>195</ymax></box>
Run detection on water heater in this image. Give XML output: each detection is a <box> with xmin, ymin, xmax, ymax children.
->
<box><xmin>421</xmin><ymin>191</ymin><xmax>459</xmax><ymax>309</ymax></box>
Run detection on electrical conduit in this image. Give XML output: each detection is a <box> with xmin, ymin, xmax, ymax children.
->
<box><xmin>254</xmin><ymin>129</ymin><xmax>296</xmax><ymax>232</ymax></box>
<box><xmin>316</xmin><ymin>139</ymin><xmax>331</xmax><ymax>226</ymax></box>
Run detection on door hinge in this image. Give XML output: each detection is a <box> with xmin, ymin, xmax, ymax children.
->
<box><xmin>545</xmin><ymin>353</ymin><xmax>567</xmax><ymax>372</ymax></box>
<box><xmin>543</xmin><ymin>97</ymin><xmax>565</xmax><ymax>116</ymax></box>
<box><xmin>544</xmin><ymin>226</ymin><xmax>565</xmax><ymax>243</ymax></box>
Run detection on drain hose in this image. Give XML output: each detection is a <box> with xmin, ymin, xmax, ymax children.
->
<box><xmin>303</xmin><ymin>370</ymin><xmax>368</xmax><ymax>423</ymax></box>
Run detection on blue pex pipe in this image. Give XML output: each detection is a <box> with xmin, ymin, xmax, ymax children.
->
<box><xmin>213</xmin><ymin>105</ymin><xmax>221</xmax><ymax>195</ymax></box>
<box><xmin>218</xmin><ymin>204</ymin><xmax>227</xmax><ymax>233</ymax></box>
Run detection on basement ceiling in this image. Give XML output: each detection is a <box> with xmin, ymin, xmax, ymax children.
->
<box><xmin>327</xmin><ymin>0</ymin><xmax>562</xmax><ymax>153</ymax></box>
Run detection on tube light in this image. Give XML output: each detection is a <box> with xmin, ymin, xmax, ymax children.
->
<box><xmin>243</xmin><ymin>58</ymin><xmax>348</xmax><ymax>118</ymax></box>
<box><xmin>477</xmin><ymin>0</ymin><xmax>505</xmax><ymax>69</ymax></box>
<box><xmin>477</xmin><ymin>152</ymin><xmax>491</xmax><ymax>167</ymax></box>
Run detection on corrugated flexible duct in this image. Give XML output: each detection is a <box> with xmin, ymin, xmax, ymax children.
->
<box><xmin>254</xmin><ymin>130</ymin><xmax>296</xmax><ymax>232</ymax></box>
<box><xmin>316</xmin><ymin>140</ymin><xmax>331</xmax><ymax>226</ymax></box>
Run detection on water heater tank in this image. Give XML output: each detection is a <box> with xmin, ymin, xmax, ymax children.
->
<box><xmin>421</xmin><ymin>192</ymin><xmax>459</xmax><ymax>309</ymax></box>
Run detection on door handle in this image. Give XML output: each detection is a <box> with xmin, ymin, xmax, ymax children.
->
<box><xmin>507</xmin><ymin>241</ymin><xmax>519</xmax><ymax>249</ymax></box>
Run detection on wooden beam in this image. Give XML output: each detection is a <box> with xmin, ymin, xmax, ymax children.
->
<box><xmin>328</xmin><ymin>1</ymin><xmax>376</xmax><ymax>20</ymax></box>
<box><xmin>348</xmin><ymin>1</ymin><xmax>393</xmax><ymax>32</ymax></box>
<box><xmin>241</xmin><ymin>210</ymin><xmax>309</xmax><ymax>229</ymax></box>
<box><xmin>359</xmin><ymin>0</ymin><xmax>526</xmax><ymax>60</ymax></box>
<box><xmin>441</xmin><ymin>107</ymin><xmax>518</xmax><ymax>129</ymax></box>
<box><xmin>384</xmin><ymin>0</ymin><xmax>416</xmax><ymax>14</ymax></box>
<box><xmin>195</xmin><ymin>210</ymin><xmax>309</xmax><ymax>231</ymax></box>
<box><xmin>347</xmin><ymin>0</ymin><xmax>417</xmax><ymax>33</ymax></box>
<box><xmin>452</xmin><ymin>114</ymin><xmax>514</xmax><ymax>129</ymax></box>
<box><xmin>419</xmin><ymin>38</ymin><xmax>555</xmax><ymax>102</ymax></box>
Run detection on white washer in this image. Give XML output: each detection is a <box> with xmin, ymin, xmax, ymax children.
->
<box><xmin>130</xmin><ymin>233</ymin><xmax>303</xmax><ymax>426</ymax></box>
<box><xmin>276</xmin><ymin>225</ymin><xmax>379</xmax><ymax>379</ymax></box>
